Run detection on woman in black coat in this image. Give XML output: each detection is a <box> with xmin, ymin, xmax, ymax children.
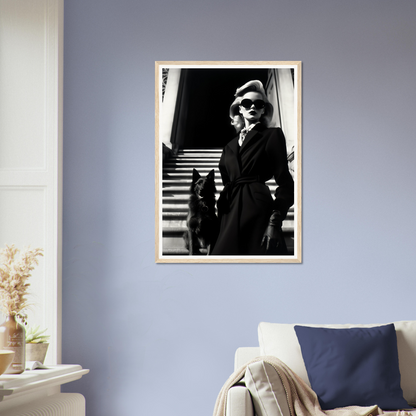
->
<box><xmin>211</xmin><ymin>80</ymin><xmax>294</xmax><ymax>256</ymax></box>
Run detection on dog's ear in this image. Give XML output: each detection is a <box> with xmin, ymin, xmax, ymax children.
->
<box><xmin>192</xmin><ymin>168</ymin><xmax>201</xmax><ymax>182</ymax></box>
<box><xmin>207</xmin><ymin>169</ymin><xmax>215</xmax><ymax>181</ymax></box>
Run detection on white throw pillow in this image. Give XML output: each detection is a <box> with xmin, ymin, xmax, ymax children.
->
<box><xmin>258</xmin><ymin>321</ymin><xmax>416</xmax><ymax>406</ymax></box>
<box><xmin>245</xmin><ymin>361</ymin><xmax>291</xmax><ymax>416</ymax></box>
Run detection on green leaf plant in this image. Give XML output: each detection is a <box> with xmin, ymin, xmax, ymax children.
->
<box><xmin>25</xmin><ymin>326</ymin><xmax>50</xmax><ymax>344</ymax></box>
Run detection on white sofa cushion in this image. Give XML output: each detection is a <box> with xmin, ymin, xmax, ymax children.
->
<box><xmin>258</xmin><ymin>321</ymin><xmax>416</xmax><ymax>406</ymax></box>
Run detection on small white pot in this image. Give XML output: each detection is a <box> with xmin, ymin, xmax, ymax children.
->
<box><xmin>26</xmin><ymin>343</ymin><xmax>49</xmax><ymax>364</ymax></box>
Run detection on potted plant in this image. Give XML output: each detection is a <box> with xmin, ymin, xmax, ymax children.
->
<box><xmin>0</xmin><ymin>244</ymin><xmax>43</xmax><ymax>373</ymax></box>
<box><xmin>25</xmin><ymin>326</ymin><xmax>50</xmax><ymax>364</ymax></box>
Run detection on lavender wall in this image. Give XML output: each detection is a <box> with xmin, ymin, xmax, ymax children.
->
<box><xmin>62</xmin><ymin>1</ymin><xmax>416</xmax><ymax>415</ymax></box>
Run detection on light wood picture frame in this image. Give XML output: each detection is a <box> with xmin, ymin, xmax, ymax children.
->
<box><xmin>155</xmin><ymin>61</ymin><xmax>302</xmax><ymax>263</ymax></box>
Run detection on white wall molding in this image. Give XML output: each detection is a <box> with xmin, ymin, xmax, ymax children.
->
<box><xmin>0</xmin><ymin>0</ymin><xmax>63</xmax><ymax>365</ymax></box>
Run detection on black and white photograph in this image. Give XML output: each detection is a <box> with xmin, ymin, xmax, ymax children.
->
<box><xmin>155</xmin><ymin>62</ymin><xmax>302</xmax><ymax>263</ymax></box>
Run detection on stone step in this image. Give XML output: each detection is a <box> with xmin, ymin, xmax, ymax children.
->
<box><xmin>166</xmin><ymin>153</ymin><xmax>219</xmax><ymax>158</ymax></box>
<box><xmin>163</xmin><ymin>247</ymin><xmax>209</xmax><ymax>256</ymax></box>
<box><xmin>163</xmin><ymin>247</ymin><xmax>201</xmax><ymax>256</ymax></box>
<box><xmin>162</xmin><ymin>174</ymin><xmax>222</xmax><ymax>182</ymax></box>
<box><xmin>167</xmin><ymin>157</ymin><xmax>221</xmax><ymax>163</ymax></box>
<box><xmin>162</xmin><ymin>175</ymin><xmax>222</xmax><ymax>183</ymax></box>
<box><xmin>162</xmin><ymin>234</ymin><xmax>295</xmax><ymax>256</ymax></box>
<box><xmin>162</xmin><ymin>210</ymin><xmax>295</xmax><ymax>221</ymax></box>
<box><xmin>173</xmin><ymin>156</ymin><xmax>221</xmax><ymax>161</ymax></box>
<box><xmin>162</xmin><ymin>185</ymin><xmax>279</xmax><ymax>195</ymax></box>
<box><xmin>164</xmin><ymin>193</ymin><xmax>290</xmax><ymax>203</ymax></box>
<box><xmin>163</xmin><ymin>172</ymin><xmax>221</xmax><ymax>179</ymax></box>
<box><xmin>173</xmin><ymin>147</ymin><xmax>222</xmax><ymax>157</ymax></box>
<box><xmin>162</xmin><ymin>203</ymin><xmax>189</xmax><ymax>212</ymax></box>
<box><xmin>162</xmin><ymin>223</ymin><xmax>295</xmax><ymax>236</ymax></box>
<box><xmin>162</xmin><ymin>167</ymin><xmax>220</xmax><ymax>174</ymax></box>
<box><xmin>163</xmin><ymin>187</ymin><xmax>223</xmax><ymax>195</ymax></box>
<box><xmin>162</xmin><ymin>195</ymin><xmax>220</xmax><ymax>202</ymax></box>
<box><xmin>162</xmin><ymin>201</ymin><xmax>295</xmax><ymax>212</ymax></box>
<box><xmin>162</xmin><ymin>177</ymin><xmax>276</xmax><ymax>184</ymax></box>
<box><xmin>164</xmin><ymin>162</ymin><xmax>219</xmax><ymax>169</ymax></box>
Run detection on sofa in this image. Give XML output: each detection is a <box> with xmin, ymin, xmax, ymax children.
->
<box><xmin>225</xmin><ymin>322</ymin><xmax>416</xmax><ymax>416</ymax></box>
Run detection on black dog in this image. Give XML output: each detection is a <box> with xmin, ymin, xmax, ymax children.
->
<box><xmin>183</xmin><ymin>169</ymin><xmax>219</xmax><ymax>255</ymax></box>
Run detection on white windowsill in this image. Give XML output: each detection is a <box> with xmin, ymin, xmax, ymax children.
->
<box><xmin>0</xmin><ymin>364</ymin><xmax>89</xmax><ymax>410</ymax></box>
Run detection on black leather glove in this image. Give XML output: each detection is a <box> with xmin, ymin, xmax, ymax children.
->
<box><xmin>261</xmin><ymin>210</ymin><xmax>286</xmax><ymax>254</ymax></box>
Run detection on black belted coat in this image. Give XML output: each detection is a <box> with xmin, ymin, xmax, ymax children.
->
<box><xmin>212</xmin><ymin>125</ymin><xmax>294</xmax><ymax>255</ymax></box>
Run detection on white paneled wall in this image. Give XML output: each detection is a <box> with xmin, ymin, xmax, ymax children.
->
<box><xmin>0</xmin><ymin>0</ymin><xmax>63</xmax><ymax>364</ymax></box>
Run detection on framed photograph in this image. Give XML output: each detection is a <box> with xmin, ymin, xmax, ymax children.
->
<box><xmin>155</xmin><ymin>61</ymin><xmax>302</xmax><ymax>263</ymax></box>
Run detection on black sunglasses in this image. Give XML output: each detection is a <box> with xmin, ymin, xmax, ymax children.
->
<box><xmin>240</xmin><ymin>99</ymin><xmax>265</xmax><ymax>110</ymax></box>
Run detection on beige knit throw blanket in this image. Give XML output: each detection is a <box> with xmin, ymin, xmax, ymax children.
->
<box><xmin>213</xmin><ymin>356</ymin><xmax>411</xmax><ymax>416</ymax></box>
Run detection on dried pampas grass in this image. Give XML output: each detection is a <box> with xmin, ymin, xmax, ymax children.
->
<box><xmin>0</xmin><ymin>244</ymin><xmax>43</xmax><ymax>323</ymax></box>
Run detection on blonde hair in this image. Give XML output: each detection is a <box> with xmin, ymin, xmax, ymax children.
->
<box><xmin>229</xmin><ymin>80</ymin><xmax>273</xmax><ymax>133</ymax></box>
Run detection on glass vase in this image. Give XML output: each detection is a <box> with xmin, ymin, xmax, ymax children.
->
<box><xmin>0</xmin><ymin>315</ymin><xmax>26</xmax><ymax>374</ymax></box>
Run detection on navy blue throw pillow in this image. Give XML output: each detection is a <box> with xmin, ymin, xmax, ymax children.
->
<box><xmin>294</xmin><ymin>324</ymin><xmax>409</xmax><ymax>410</ymax></box>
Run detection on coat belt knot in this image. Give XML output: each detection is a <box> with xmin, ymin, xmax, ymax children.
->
<box><xmin>217</xmin><ymin>175</ymin><xmax>262</xmax><ymax>214</ymax></box>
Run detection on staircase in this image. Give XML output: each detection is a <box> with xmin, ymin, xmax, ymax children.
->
<box><xmin>162</xmin><ymin>148</ymin><xmax>295</xmax><ymax>256</ymax></box>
